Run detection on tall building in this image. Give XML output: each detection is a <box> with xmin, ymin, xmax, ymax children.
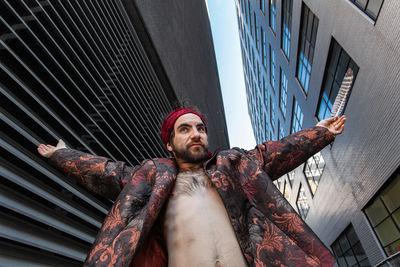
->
<box><xmin>1</xmin><ymin>0</ymin><xmax>228</xmax><ymax>265</ymax></box>
<box><xmin>235</xmin><ymin>0</ymin><xmax>400</xmax><ymax>265</ymax></box>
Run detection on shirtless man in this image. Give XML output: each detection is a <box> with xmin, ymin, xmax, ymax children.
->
<box><xmin>38</xmin><ymin>108</ymin><xmax>345</xmax><ymax>266</ymax></box>
<box><xmin>162</xmin><ymin>113</ymin><xmax>248</xmax><ymax>266</ymax></box>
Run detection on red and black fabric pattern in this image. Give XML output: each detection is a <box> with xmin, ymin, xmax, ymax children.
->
<box><xmin>49</xmin><ymin>126</ymin><xmax>336</xmax><ymax>267</ymax></box>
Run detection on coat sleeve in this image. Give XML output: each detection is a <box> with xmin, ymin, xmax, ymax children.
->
<box><xmin>48</xmin><ymin>148</ymin><xmax>138</xmax><ymax>200</ymax></box>
<box><xmin>251</xmin><ymin>126</ymin><xmax>335</xmax><ymax>181</ymax></box>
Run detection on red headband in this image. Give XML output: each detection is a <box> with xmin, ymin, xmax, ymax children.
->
<box><xmin>161</xmin><ymin>108</ymin><xmax>207</xmax><ymax>145</ymax></box>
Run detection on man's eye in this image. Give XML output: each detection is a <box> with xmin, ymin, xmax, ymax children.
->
<box><xmin>198</xmin><ymin>127</ymin><xmax>205</xmax><ymax>132</ymax></box>
<box><xmin>180</xmin><ymin>128</ymin><xmax>188</xmax><ymax>132</ymax></box>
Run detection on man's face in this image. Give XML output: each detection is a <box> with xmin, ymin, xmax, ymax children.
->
<box><xmin>166</xmin><ymin>113</ymin><xmax>209</xmax><ymax>163</ymax></box>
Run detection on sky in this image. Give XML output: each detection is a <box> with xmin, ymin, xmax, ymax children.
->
<box><xmin>205</xmin><ymin>0</ymin><xmax>256</xmax><ymax>150</ymax></box>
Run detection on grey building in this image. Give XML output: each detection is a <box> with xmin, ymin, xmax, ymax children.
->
<box><xmin>1</xmin><ymin>0</ymin><xmax>228</xmax><ymax>265</ymax></box>
<box><xmin>235</xmin><ymin>0</ymin><xmax>399</xmax><ymax>265</ymax></box>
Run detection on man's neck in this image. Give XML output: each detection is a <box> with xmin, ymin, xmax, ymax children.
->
<box><xmin>176</xmin><ymin>160</ymin><xmax>203</xmax><ymax>172</ymax></box>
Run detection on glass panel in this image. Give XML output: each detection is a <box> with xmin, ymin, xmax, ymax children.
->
<box><xmin>343</xmin><ymin>249</ymin><xmax>357</xmax><ymax>266</ymax></box>
<box><xmin>346</xmin><ymin>226</ymin><xmax>360</xmax><ymax>246</ymax></box>
<box><xmin>358</xmin><ymin>258</ymin><xmax>371</xmax><ymax>267</ymax></box>
<box><xmin>381</xmin><ymin>174</ymin><xmax>400</xmax><ymax>212</ymax></box>
<box><xmin>296</xmin><ymin>184</ymin><xmax>309</xmax><ymax>219</ymax></box>
<box><xmin>329</xmin><ymin>81</ymin><xmax>341</xmax><ymax>105</ymax></box>
<box><xmin>306</xmin><ymin>12</ymin><xmax>313</xmax><ymax>42</ymax></box>
<box><xmin>366</xmin><ymin>0</ymin><xmax>383</xmax><ymax>19</ymax></box>
<box><xmin>335</xmin><ymin>51</ymin><xmax>350</xmax><ymax>82</ymax></box>
<box><xmin>374</xmin><ymin>217</ymin><xmax>400</xmax><ymax>246</ymax></box>
<box><xmin>352</xmin><ymin>242</ymin><xmax>367</xmax><ymax>261</ymax></box>
<box><xmin>311</xmin><ymin>17</ymin><xmax>318</xmax><ymax>48</ymax></box>
<box><xmin>308</xmin><ymin>178</ymin><xmax>317</xmax><ymax>195</ymax></box>
<box><xmin>284</xmin><ymin>180</ymin><xmax>291</xmax><ymax>200</ymax></box>
<box><xmin>276</xmin><ymin>178</ymin><xmax>282</xmax><ymax>190</ymax></box>
<box><xmin>393</xmin><ymin>209</ymin><xmax>400</xmax><ymax>228</ymax></box>
<box><xmin>318</xmin><ymin>97</ymin><xmax>328</xmax><ymax>120</ymax></box>
<box><xmin>287</xmin><ymin>171</ymin><xmax>295</xmax><ymax>186</ymax></box>
<box><xmin>337</xmin><ymin>256</ymin><xmax>348</xmax><ymax>267</ymax></box>
<box><xmin>365</xmin><ymin>199</ymin><xmax>388</xmax><ymax>226</ymax></box>
<box><xmin>332</xmin><ymin>242</ymin><xmax>343</xmax><ymax>256</ymax></box>
<box><xmin>355</xmin><ymin>0</ymin><xmax>368</xmax><ymax>9</ymax></box>
<box><xmin>384</xmin><ymin>238</ymin><xmax>400</xmax><ymax>256</ymax></box>
<box><xmin>328</xmin><ymin>43</ymin><xmax>341</xmax><ymax>74</ymax></box>
<box><xmin>339</xmin><ymin>235</ymin><xmax>351</xmax><ymax>252</ymax></box>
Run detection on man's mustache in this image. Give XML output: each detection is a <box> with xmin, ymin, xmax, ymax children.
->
<box><xmin>187</xmin><ymin>142</ymin><xmax>205</xmax><ymax>148</ymax></box>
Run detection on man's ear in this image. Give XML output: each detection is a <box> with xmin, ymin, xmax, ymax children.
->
<box><xmin>166</xmin><ymin>142</ymin><xmax>173</xmax><ymax>152</ymax></box>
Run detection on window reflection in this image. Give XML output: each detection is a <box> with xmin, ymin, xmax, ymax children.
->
<box><xmin>296</xmin><ymin>183</ymin><xmax>309</xmax><ymax>219</ymax></box>
<box><xmin>364</xmin><ymin>171</ymin><xmax>400</xmax><ymax>256</ymax></box>
<box><xmin>304</xmin><ymin>152</ymin><xmax>325</xmax><ymax>195</ymax></box>
<box><xmin>331</xmin><ymin>224</ymin><xmax>370</xmax><ymax>266</ymax></box>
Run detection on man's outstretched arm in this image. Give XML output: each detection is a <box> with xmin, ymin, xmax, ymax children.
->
<box><xmin>253</xmin><ymin>116</ymin><xmax>346</xmax><ymax>180</ymax></box>
<box><xmin>38</xmin><ymin>140</ymin><xmax>136</xmax><ymax>200</ymax></box>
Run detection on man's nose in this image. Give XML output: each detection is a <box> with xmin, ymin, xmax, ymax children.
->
<box><xmin>190</xmin><ymin>127</ymin><xmax>201</xmax><ymax>138</ymax></box>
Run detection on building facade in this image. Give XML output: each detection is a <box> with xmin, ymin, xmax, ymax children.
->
<box><xmin>0</xmin><ymin>0</ymin><xmax>228</xmax><ymax>265</ymax></box>
<box><xmin>235</xmin><ymin>0</ymin><xmax>400</xmax><ymax>265</ymax></box>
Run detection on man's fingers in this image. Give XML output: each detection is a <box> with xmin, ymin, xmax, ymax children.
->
<box><xmin>334</xmin><ymin>116</ymin><xmax>346</xmax><ymax>127</ymax></box>
<box><xmin>338</xmin><ymin>125</ymin><xmax>345</xmax><ymax>134</ymax></box>
<box><xmin>327</xmin><ymin>117</ymin><xmax>337</xmax><ymax>123</ymax></box>
<box><xmin>38</xmin><ymin>144</ymin><xmax>47</xmax><ymax>151</ymax></box>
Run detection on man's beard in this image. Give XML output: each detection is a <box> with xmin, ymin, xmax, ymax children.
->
<box><xmin>171</xmin><ymin>143</ymin><xmax>209</xmax><ymax>163</ymax></box>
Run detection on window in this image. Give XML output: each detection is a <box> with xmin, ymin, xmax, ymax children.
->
<box><xmin>331</xmin><ymin>224</ymin><xmax>370</xmax><ymax>266</ymax></box>
<box><xmin>279</xmin><ymin>69</ymin><xmax>288</xmax><ymax>118</ymax></box>
<box><xmin>274</xmin><ymin>176</ymin><xmax>285</xmax><ymax>194</ymax></box>
<box><xmin>264</xmin><ymin>113</ymin><xmax>269</xmax><ymax>139</ymax></box>
<box><xmin>249</xmin><ymin>10</ymin><xmax>253</xmax><ymax>35</ymax></box>
<box><xmin>287</xmin><ymin>171</ymin><xmax>295</xmax><ymax>186</ymax></box>
<box><xmin>349</xmin><ymin>0</ymin><xmax>384</xmax><ymax>21</ymax></box>
<box><xmin>291</xmin><ymin>98</ymin><xmax>304</xmax><ymax>134</ymax></box>
<box><xmin>296</xmin><ymin>183</ymin><xmax>310</xmax><ymax>219</ymax></box>
<box><xmin>254</xmin><ymin>12</ymin><xmax>258</xmax><ymax>50</ymax></box>
<box><xmin>278</xmin><ymin>121</ymin><xmax>285</xmax><ymax>139</ymax></box>
<box><xmin>260</xmin><ymin>0</ymin><xmax>265</xmax><ymax>13</ymax></box>
<box><xmin>270</xmin><ymin>130</ymin><xmax>276</xmax><ymax>141</ymax></box>
<box><xmin>304</xmin><ymin>152</ymin><xmax>325</xmax><ymax>196</ymax></box>
<box><xmin>261</xmin><ymin>27</ymin><xmax>267</xmax><ymax>68</ymax></box>
<box><xmin>244</xmin><ymin>1</ymin><xmax>251</xmax><ymax>24</ymax></box>
<box><xmin>296</xmin><ymin>4</ymin><xmax>319</xmax><ymax>93</ymax></box>
<box><xmin>270</xmin><ymin>96</ymin><xmax>276</xmax><ymax>129</ymax></box>
<box><xmin>364</xmin><ymin>169</ymin><xmax>400</xmax><ymax>256</ymax></box>
<box><xmin>269</xmin><ymin>45</ymin><xmax>276</xmax><ymax>89</ymax></box>
<box><xmin>283</xmin><ymin>180</ymin><xmax>291</xmax><ymax>201</ymax></box>
<box><xmin>317</xmin><ymin>39</ymin><xmax>359</xmax><ymax>121</ymax></box>
<box><xmin>281</xmin><ymin>0</ymin><xmax>292</xmax><ymax>58</ymax></box>
<box><xmin>263</xmin><ymin>78</ymin><xmax>268</xmax><ymax>109</ymax></box>
<box><xmin>269</xmin><ymin>0</ymin><xmax>276</xmax><ymax>33</ymax></box>
<box><xmin>252</xmin><ymin>48</ymin><xmax>255</xmax><ymax>70</ymax></box>
<box><xmin>257</xmin><ymin>62</ymin><xmax>261</xmax><ymax>88</ymax></box>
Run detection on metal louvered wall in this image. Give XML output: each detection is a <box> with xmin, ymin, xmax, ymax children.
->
<box><xmin>1</xmin><ymin>0</ymin><xmax>176</xmax><ymax>265</ymax></box>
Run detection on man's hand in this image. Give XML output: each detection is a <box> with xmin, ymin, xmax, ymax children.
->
<box><xmin>316</xmin><ymin>115</ymin><xmax>346</xmax><ymax>136</ymax></box>
<box><xmin>37</xmin><ymin>139</ymin><xmax>67</xmax><ymax>158</ymax></box>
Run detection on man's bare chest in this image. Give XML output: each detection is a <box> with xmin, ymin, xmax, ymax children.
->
<box><xmin>162</xmin><ymin>169</ymin><xmax>247</xmax><ymax>267</ymax></box>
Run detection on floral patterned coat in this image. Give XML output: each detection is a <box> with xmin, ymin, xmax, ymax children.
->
<box><xmin>49</xmin><ymin>126</ymin><xmax>336</xmax><ymax>266</ymax></box>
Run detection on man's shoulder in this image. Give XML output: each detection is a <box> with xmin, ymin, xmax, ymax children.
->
<box><xmin>217</xmin><ymin>147</ymin><xmax>250</xmax><ymax>156</ymax></box>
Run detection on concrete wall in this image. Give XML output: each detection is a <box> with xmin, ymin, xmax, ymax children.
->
<box><xmin>122</xmin><ymin>0</ymin><xmax>230</xmax><ymax>151</ymax></box>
